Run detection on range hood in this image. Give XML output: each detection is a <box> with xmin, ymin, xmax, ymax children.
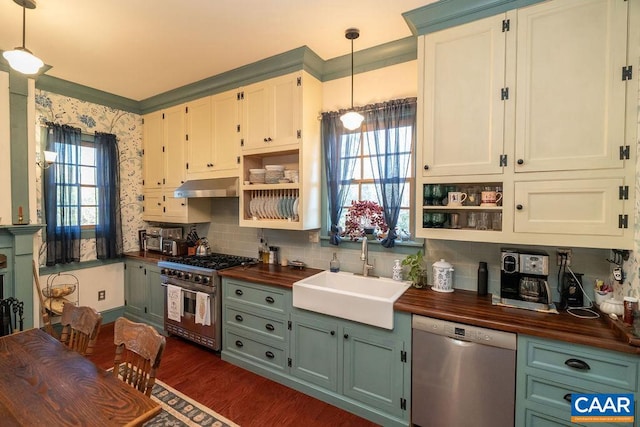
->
<box><xmin>174</xmin><ymin>177</ymin><xmax>239</xmax><ymax>198</ymax></box>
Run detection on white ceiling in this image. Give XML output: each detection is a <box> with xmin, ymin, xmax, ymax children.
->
<box><xmin>0</xmin><ymin>0</ymin><xmax>434</xmax><ymax>101</ymax></box>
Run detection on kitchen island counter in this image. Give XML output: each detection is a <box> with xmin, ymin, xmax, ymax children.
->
<box><xmin>395</xmin><ymin>287</ymin><xmax>639</xmax><ymax>355</ymax></box>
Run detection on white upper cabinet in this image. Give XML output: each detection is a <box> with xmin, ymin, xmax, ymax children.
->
<box><xmin>420</xmin><ymin>13</ymin><xmax>507</xmax><ymax>177</ymax></box>
<box><xmin>142</xmin><ymin>110</ymin><xmax>164</xmax><ymax>189</ymax></box>
<box><xmin>241</xmin><ymin>73</ymin><xmax>301</xmax><ymax>151</ymax></box>
<box><xmin>185</xmin><ymin>90</ymin><xmax>240</xmax><ymax>181</ymax></box>
<box><xmin>514</xmin><ymin>0</ymin><xmax>629</xmax><ymax>173</ymax></box>
<box><xmin>163</xmin><ymin>104</ymin><xmax>187</xmax><ymax>188</ymax></box>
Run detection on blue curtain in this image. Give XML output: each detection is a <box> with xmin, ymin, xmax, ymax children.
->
<box><xmin>44</xmin><ymin>123</ymin><xmax>82</xmax><ymax>265</ymax></box>
<box><xmin>95</xmin><ymin>132</ymin><xmax>123</xmax><ymax>259</ymax></box>
<box><xmin>322</xmin><ymin>110</ymin><xmax>361</xmax><ymax>245</ymax></box>
<box><xmin>363</xmin><ymin>98</ymin><xmax>417</xmax><ymax>248</ymax></box>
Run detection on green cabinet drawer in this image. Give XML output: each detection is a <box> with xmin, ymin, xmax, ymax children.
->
<box><xmin>225</xmin><ymin>305</ymin><xmax>287</xmax><ymax>342</ymax></box>
<box><xmin>225</xmin><ymin>328</ymin><xmax>287</xmax><ymax>371</ymax></box>
<box><xmin>524</xmin><ymin>408</ymin><xmax>582</xmax><ymax>427</ymax></box>
<box><xmin>522</xmin><ymin>336</ymin><xmax>638</xmax><ymax>391</ymax></box>
<box><xmin>224</xmin><ymin>279</ymin><xmax>288</xmax><ymax>315</ymax></box>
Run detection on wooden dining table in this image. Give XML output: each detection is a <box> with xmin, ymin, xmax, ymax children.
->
<box><xmin>0</xmin><ymin>328</ymin><xmax>161</xmax><ymax>426</ymax></box>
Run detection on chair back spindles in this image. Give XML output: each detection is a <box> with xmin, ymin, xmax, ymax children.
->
<box><xmin>59</xmin><ymin>303</ymin><xmax>103</xmax><ymax>356</ymax></box>
<box><xmin>0</xmin><ymin>297</ymin><xmax>24</xmax><ymax>336</ymax></box>
<box><xmin>112</xmin><ymin>317</ymin><xmax>165</xmax><ymax>396</ymax></box>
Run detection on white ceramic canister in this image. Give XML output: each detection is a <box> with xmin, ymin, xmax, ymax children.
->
<box><xmin>432</xmin><ymin>259</ymin><xmax>454</xmax><ymax>293</ymax></box>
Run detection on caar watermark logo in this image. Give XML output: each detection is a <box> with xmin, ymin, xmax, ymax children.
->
<box><xmin>571</xmin><ymin>393</ymin><xmax>635</xmax><ymax>423</ymax></box>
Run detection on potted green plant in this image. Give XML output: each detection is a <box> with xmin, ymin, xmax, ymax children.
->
<box><xmin>402</xmin><ymin>250</ymin><xmax>427</xmax><ymax>288</ymax></box>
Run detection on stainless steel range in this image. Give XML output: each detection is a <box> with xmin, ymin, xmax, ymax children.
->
<box><xmin>159</xmin><ymin>254</ymin><xmax>256</xmax><ymax>350</ymax></box>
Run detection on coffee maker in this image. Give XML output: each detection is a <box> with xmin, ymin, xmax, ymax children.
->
<box><xmin>501</xmin><ymin>249</ymin><xmax>553</xmax><ymax>310</ymax></box>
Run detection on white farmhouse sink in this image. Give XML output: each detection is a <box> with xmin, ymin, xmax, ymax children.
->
<box><xmin>292</xmin><ymin>271</ymin><xmax>411</xmax><ymax>329</ymax></box>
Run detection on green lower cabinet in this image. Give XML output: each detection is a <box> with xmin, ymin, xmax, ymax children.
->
<box><xmin>221</xmin><ymin>278</ymin><xmax>411</xmax><ymax>427</ymax></box>
<box><xmin>516</xmin><ymin>335</ymin><xmax>638</xmax><ymax>427</ymax></box>
<box><xmin>290</xmin><ymin>313</ymin><xmax>339</xmax><ymax>390</ymax></box>
<box><xmin>342</xmin><ymin>323</ymin><xmax>407</xmax><ymax>418</ymax></box>
<box><xmin>123</xmin><ymin>260</ymin><xmax>165</xmax><ymax>333</ymax></box>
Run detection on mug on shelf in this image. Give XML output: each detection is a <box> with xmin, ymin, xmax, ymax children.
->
<box><xmin>447</xmin><ymin>192</ymin><xmax>467</xmax><ymax>207</ymax></box>
<box><xmin>481</xmin><ymin>190</ymin><xmax>503</xmax><ymax>206</ymax></box>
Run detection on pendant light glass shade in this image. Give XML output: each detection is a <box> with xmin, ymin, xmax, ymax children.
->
<box><xmin>340</xmin><ymin>28</ymin><xmax>363</xmax><ymax>131</ymax></box>
<box><xmin>3</xmin><ymin>47</ymin><xmax>43</xmax><ymax>74</ymax></box>
<box><xmin>3</xmin><ymin>2</ymin><xmax>43</xmax><ymax>75</ymax></box>
<box><xmin>340</xmin><ymin>111</ymin><xmax>364</xmax><ymax>130</ymax></box>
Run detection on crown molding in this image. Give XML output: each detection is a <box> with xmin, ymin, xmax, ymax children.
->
<box><xmin>403</xmin><ymin>0</ymin><xmax>544</xmax><ymax>36</ymax></box>
<box><xmin>28</xmin><ymin>38</ymin><xmax>416</xmax><ymax>115</ymax></box>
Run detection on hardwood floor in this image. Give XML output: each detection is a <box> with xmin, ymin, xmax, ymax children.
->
<box><xmin>89</xmin><ymin>322</ymin><xmax>379</xmax><ymax>427</ymax></box>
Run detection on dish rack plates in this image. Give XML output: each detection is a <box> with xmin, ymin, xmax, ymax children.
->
<box><xmin>248</xmin><ymin>189</ymin><xmax>300</xmax><ymax>221</ymax></box>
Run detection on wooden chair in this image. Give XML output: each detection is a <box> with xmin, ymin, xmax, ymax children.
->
<box><xmin>59</xmin><ymin>303</ymin><xmax>103</xmax><ymax>356</ymax></box>
<box><xmin>112</xmin><ymin>317</ymin><xmax>166</xmax><ymax>397</ymax></box>
<box><xmin>0</xmin><ymin>297</ymin><xmax>24</xmax><ymax>336</ymax></box>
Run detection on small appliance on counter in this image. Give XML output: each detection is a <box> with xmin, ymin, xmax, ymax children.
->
<box><xmin>496</xmin><ymin>248</ymin><xmax>556</xmax><ymax>312</ymax></box>
<box><xmin>145</xmin><ymin>226</ymin><xmax>182</xmax><ymax>253</ymax></box>
<box><xmin>162</xmin><ymin>238</ymin><xmax>189</xmax><ymax>256</ymax></box>
<box><xmin>560</xmin><ymin>271</ymin><xmax>584</xmax><ymax>309</ymax></box>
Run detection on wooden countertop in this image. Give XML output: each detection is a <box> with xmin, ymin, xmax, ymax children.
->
<box><xmin>123</xmin><ymin>253</ymin><xmax>638</xmax><ymax>355</ymax></box>
<box><xmin>218</xmin><ymin>263</ymin><xmax>323</xmax><ymax>287</ymax></box>
<box><xmin>123</xmin><ymin>251</ymin><xmax>170</xmax><ymax>262</ymax></box>
<box><xmin>395</xmin><ymin>287</ymin><xmax>640</xmax><ymax>355</ymax></box>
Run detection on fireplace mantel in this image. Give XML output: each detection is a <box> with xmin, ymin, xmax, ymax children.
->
<box><xmin>0</xmin><ymin>224</ymin><xmax>44</xmax><ymax>329</ymax></box>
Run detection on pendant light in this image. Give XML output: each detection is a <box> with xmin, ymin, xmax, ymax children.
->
<box><xmin>340</xmin><ymin>28</ymin><xmax>364</xmax><ymax>131</ymax></box>
<box><xmin>3</xmin><ymin>0</ymin><xmax>44</xmax><ymax>75</ymax></box>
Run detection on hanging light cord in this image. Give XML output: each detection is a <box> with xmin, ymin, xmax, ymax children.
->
<box><xmin>21</xmin><ymin>6</ymin><xmax>27</xmax><ymax>49</ymax></box>
<box><xmin>350</xmin><ymin>36</ymin><xmax>354</xmax><ymax>109</ymax></box>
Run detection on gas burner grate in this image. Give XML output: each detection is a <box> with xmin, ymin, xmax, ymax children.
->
<box><xmin>164</xmin><ymin>253</ymin><xmax>256</xmax><ymax>270</ymax></box>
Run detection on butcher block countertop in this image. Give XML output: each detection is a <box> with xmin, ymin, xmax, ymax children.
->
<box><xmin>123</xmin><ymin>253</ymin><xmax>638</xmax><ymax>356</ymax></box>
<box><xmin>395</xmin><ymin>287</ymin><xmax>640</xmax><ymax>355</ymax></box>
<box><xmin>218</xmin><ymin>263</ymin><xmax>324</xmax><ymax>287</ymax></box>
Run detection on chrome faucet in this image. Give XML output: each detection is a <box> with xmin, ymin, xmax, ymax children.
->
<box><xmin>360</xmin><ymin>238</ymin><xmax>375</xmax><ymax>277</ymax></box>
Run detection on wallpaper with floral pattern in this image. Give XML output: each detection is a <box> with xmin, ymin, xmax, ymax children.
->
<box><xmin>34</xmin><ymin>90</ymin><xmax>144</xmax><ymax>263</ymax></box>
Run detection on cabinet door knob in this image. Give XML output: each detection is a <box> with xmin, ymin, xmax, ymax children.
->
<box><xmin>265</xmin><ymin>323</ymin><xmax>275</xmax><ymax>331</ymax></box>
<box><xmin>265</xmin><ymin>296</ymin><xmax>275</xmax><ymax>304</ymax></box>
<box><xmin>330</xmin><ymin>330</ymin><xmax>335</xmax><ymax>336</ymax></box>
<box><xmin>343</xmin><ymin>333</ymin><xmax>349</xmax><ymax>339</ymax></box>
<box><xmin>563</xmin><ymin>393</ymin><xmax>572</xmax><ymax>403</ymax></box>
<box><xmin>181</xmin><ymin>203</ymin><xmax>185</xmax><ymax>206</ymax></box>
<box><xmin>235</xmin><ymin>289</ymin><xmax>243</xmax><ymax>296</ymax></box>
<box><xmin>235</xmin><ymin>314</ymin><xmax>243</xmax><ymax>322</ymax></box>
<box><xmin>235</xmin><ymin>340</ymin><xmax>243</xmax><ymax>348</ymax></box>
<box><xmin>516</xmin><ymin>204</ymin><xmax>523</xmax><ymax>210</ymax></box>
<box><xmin>565</xmin><ymin>358</ymin><xmax>590</xmax><ymax>371</ymax></box>
<box><xmin>423</xmin><ymin>165</ymin><xmax>429</xmax><ymax>170</ymax></box>
<box><xmin>517</xmin><ymin>159</ymin><xmax>524</xmax><ymax>165</ymax></box>
<box><xmin>263</xmin><ymin>137</ymin><xmax>269</xmax><ymax>142</ymax></box>
<box><xmin>265</xmin><ymin>351</ymin><xmax>275</xmax><ymax>359</ymax></box>
<box><xmin>267</xmin><ymin>137</ymin><xmax>273</xmax><ymax>142</ymax></box>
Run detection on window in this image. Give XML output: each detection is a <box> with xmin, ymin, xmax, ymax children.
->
<box><xmin>52</xmin><ymin>134</ymin><xmax>98</xmax><ymax>229</ymax></box>
<box><xmin>323</xmin><ymin>98</ymin><xmax>417</xmax><ymax>248</ymax></box>
<box><xmin>338</xmin><ymin>126</ymin><xmax>414</xmax><ymax>235</ymax></box>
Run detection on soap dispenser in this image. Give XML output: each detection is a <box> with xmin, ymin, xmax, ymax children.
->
<box><xmin>330</xmin><ymin>253</ymin><xmax>340</xmax><ymax>272</ymax></box>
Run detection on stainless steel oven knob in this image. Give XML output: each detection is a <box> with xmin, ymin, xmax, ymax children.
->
<box><xmin>160</xmin><ymin>268</ymin><xmax>168</xmax><ymax>275</ymax></box>
<box><xmin>177</xmin><ymin>271</ymin><xmax>184</xmax><ymax>279</ymax></box>
<box><xmin>184</xmin><ymin>272</ymin><xmax>192</xmax><ymax>280</ymax></box>
<box><xmin>202</xmin><ymin>277</ymin><xmax>210</xmax><ymax>285</ymax></box>
<box><xmin>194</xmin><ymin>275</ymin><xmax>202</xmax><ymax>282</ymax></box>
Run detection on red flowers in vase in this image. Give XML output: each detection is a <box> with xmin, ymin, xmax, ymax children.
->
<box><xmin>344</xmin><ymin>200</ymin><xmax>388</xmax><ymax>241</ymax></box>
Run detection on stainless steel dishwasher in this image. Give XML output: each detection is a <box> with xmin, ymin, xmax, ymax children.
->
<box><xmin>412</xmin><ymin>315</ymin><xmax>517</xmax><ymax>427</ymax></box>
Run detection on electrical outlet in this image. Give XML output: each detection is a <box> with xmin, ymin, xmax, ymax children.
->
<box><xmin>308</xmin><ymin>230</ymin><xmax>320</xmax><ymax>243</ymax></box>
<box><xmin>556</xmin><ymin>248</ymin><xmax>572</xmax><ymax>266</ymax></box>
<box><xmin>98</xmin><ymin>290</ymin><xmax>106</xmax><ymax>301</ymax></box>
